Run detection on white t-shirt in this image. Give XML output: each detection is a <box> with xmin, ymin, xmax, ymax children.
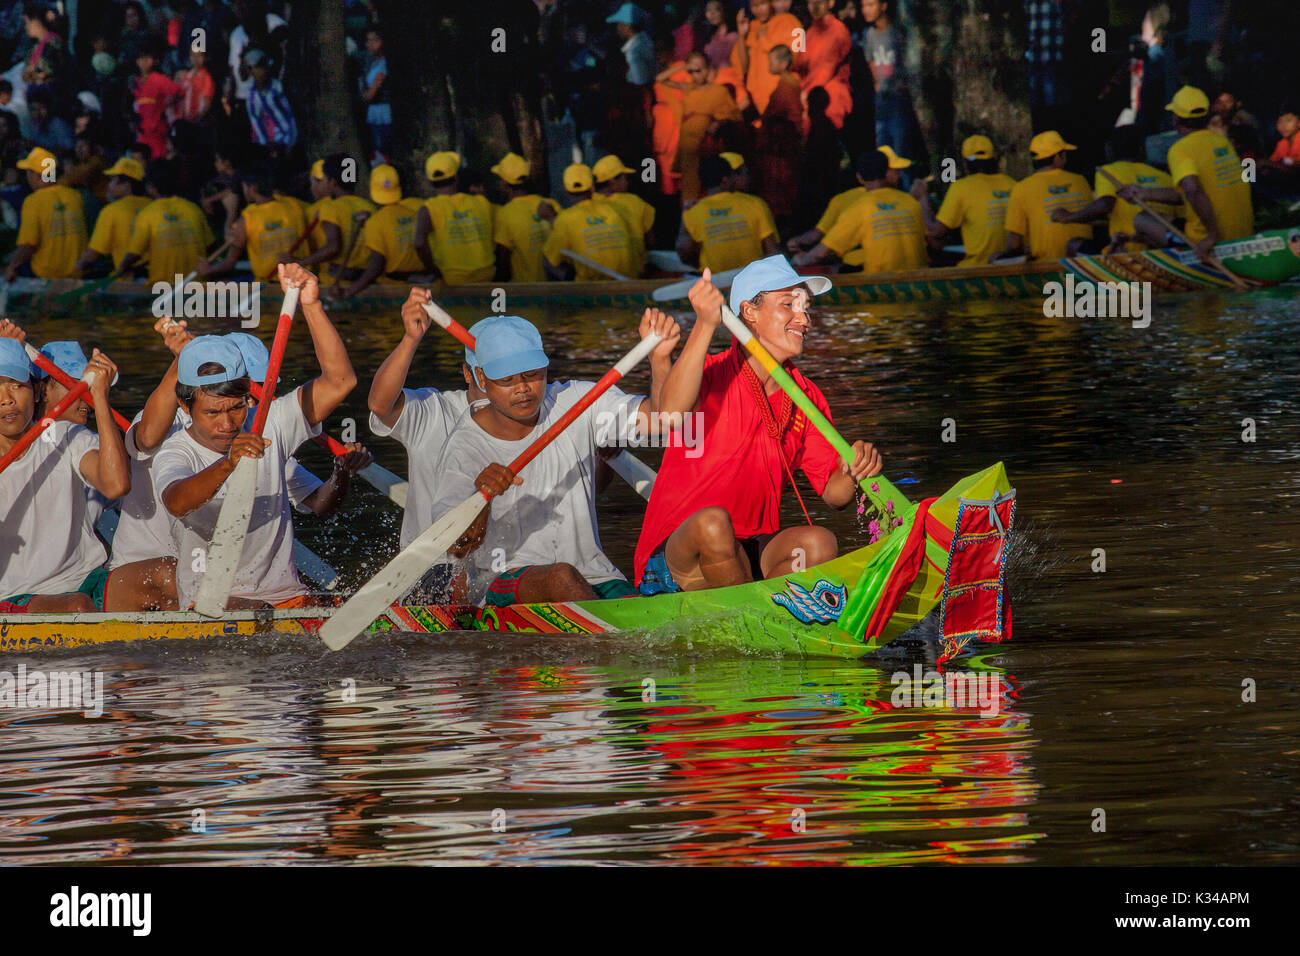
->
<box><xmin>368</xmin><ymin>387</ymin><xmax>471</xmax><ymax>549</ymax></box>
<box><xmin>0</xmin><ymin>421</ymin><xmax>105</xmax><ymax>597</ymax></box>
<box><xmin>111</xmin><ymin>404</ymin><xmax>324</xmax><ymax>569</ymax></box>
<box><xmin>229</xmin><ymin>13</ymin><xmax>288</xmax><ymax>101</ymax></box>
<box><xmin>427</xmin><ymin>381</ymin><xmax>643</xmax><ymax>604</ymax></box>
<box><xmin>153</xmin><ymin>388</ymin><xmax>321</xmax><ymax>607</ymax></box>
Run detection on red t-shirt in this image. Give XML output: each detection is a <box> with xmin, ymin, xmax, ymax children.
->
<box><xmin>632</xmin><ymin>342</ymin><xmax>842</xmax><ymax>584</ymax></box>
<box><xmin>133</xmin><ymin>71</ymin><xmax>182</xmax><ymax>158</ymax></box>
<box><xmin>1270</xmin><ymin>132</ymin><xmax>1300</xmax><ymax>165</ymax></box>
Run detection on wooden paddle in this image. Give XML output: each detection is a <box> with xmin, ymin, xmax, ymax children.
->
<box><xmin>246</xmin><ymin>379</ymin><xmax>408</xmax><ymax>508</ymax></box>
<box><xmin>652</xmin><ymin>266</ymin><xmax>745</xmax><ymax>303</ymax></box>
<box><xmin>718</xmin><ymin>305</ymin><xmax>911</xmax><ymax>517</ymax></box>
<box><xmin>318</xmin><ymin>332</ymin><xmax>663</xmax><ymax>651</ymax></box>
<box><xmin>186</xmin><ymin>239</ymin><xmax>233</xmax><ymax>285</ymax></box>
<box><xmin>0</xmin><ymin>374</ymin><xmax>93</xmax><ymax>476</ymax></box>
<box><xmin>193</xmin><ymin>285</ymin><xmax>300</xmax><ymax>617</ymax></box>
<box><xmin>24</xmin><ymin>344</ymin><xmax>131</xmax><ymax>431</ymax></box>
<box><xmin>561</xmin><ymin>249</ymin><xmax>631</xmax><ymax>281</ymax></box>
<box><xmin>1096</xmin><ymin>167</ymin><xmax>1247</xmax><ymax>290</ymax></box>
<box><xmin>422</xmin><ymin>300</ymin><xmax>657</xmax><ymax>500</ymax></box>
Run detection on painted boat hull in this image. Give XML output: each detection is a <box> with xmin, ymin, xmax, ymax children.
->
<box><xmin>6</xmin><ymin>229</ymin><xmax>1295</xmax><ymax>313</ymax></box>
<box><xmin>0</xmin><ymin>463</ymin><xmax>1013</xmax><ymax>658</ymax></box>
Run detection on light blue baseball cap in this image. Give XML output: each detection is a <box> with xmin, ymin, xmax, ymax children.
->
<box><xmin>0</xmin><ymin>338</ymin><xmax>32</xmax><ymax>383</ymax></box>
<box><xmin>728</xmin><ymin>254</ymin><xmax>833</xmax><ymax>314</ymax></box>
<box><xmin>606</xmin><ymin>2</ymin><xmax>647</xmax><ymax>26</ymax></box>
<box><xmin>36</xmin><ymin>340</ymin><xmax>119</xmax><ymax>385</ymax></box>
<box><xmin>225</xmin><ymin>332</ymin><xmax>278</xmax><ymax>384</ymax></box>
<box><xmin>466</xmin><ymin>315</ymin><xmax>548</xmax><ymax>381</ymax></box>
<box><xmin>178</xmin><ymin>336</ymin><xmax>248</xmax><ymax>387</ymax></box>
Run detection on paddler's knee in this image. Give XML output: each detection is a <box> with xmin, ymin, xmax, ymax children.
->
<box><xmin>685</xmin><ymin>506</ymin><xmax>738</xmax><ymax>553</ymax></box>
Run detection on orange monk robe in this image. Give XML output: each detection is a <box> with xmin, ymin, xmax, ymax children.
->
<box><xmin>730</xmin><ymin>12</ymin><xmax>801</xmax><ymax>115</ymax></box>
<box><xmin>677</xmin><ymin>83</ymin><xmax>743</xmax><ymax>201</ymax></box>
<box><xmin>799</xmin><ymin>14</ymin><xmax>854</xmax><ymax>130</ymax></box>
<box><xmin>755</xmin><ymin>72</ymin><xmax>804</xmax><ymax>218</ymax></box>
<box><xmin>653</xmin><ymin>63</ymin><xmax>690</xmax><ymax>196</ymax></box>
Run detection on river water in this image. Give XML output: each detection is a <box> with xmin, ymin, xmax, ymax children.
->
<box><xmin>1</xmin><ymin>285</ymin><xmax>1297</xmax><ymax>865</ymax></box>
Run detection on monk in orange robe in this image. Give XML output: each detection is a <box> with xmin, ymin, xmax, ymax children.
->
<box><xmin>799</xmin><ymin>0</ymin><xmax>854</xmax><ymax>130</ymax></box>
<box><xmin>653</xmin><ymin>60</ymin><xmax>691</xmax><ymax>196</ymax></box>
<box><xmin>730</xmin><ymin>0</ymin><xmax>802</xmax><ymax>115</ymax></box>
<box><xmin>754</xmin><ymin>44</ymin><xmax>804</xmax><ymax>220</ymax></box>
<box><xmin>669</xmin><ymin>51</ymin><xmax>743</xmax><ymax>202</ymax></box>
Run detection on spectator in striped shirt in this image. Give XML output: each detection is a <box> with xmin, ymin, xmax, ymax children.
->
<box><xmin>245</xmin><ymin>48</ymin><xmax>296</xmax><ymax>148</ymax></box>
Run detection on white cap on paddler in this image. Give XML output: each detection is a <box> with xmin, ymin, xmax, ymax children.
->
<box><xmin>464</xmin><ymin>315</ymin><xmax>548</xmax><ymax>380</ymax></box>
<box><xmin>728</xmin><ymin>255</ymin><xmax>832</xmax><ymax>314</ymax></box>
<box><xmin>178</xmin><ymin>336</ymin><xmax>248</xmax><ymax>387</ymax></box>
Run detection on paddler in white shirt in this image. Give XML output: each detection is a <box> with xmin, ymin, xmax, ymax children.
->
<box><xmin>429</xmin><ymin>310</ymin><xmax>679</xmax><ymax>607</ymax></box>
<box><xmin>0</xmin><ymin>338</ymin><xmax>131</xmax><ymax>613</ymax></box>
<box><xmin>153</xmin><ymin>263</ymin><xmax>358</xmax><ymax>611</ymax></box>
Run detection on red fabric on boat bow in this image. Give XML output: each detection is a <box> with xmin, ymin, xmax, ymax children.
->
<box><xmin>863</xmin><ymin>497</ymin><xmax>936</xmax><ymax>641</ymax></box>
<box><xmin>939</xmin><ymin>491</ymin><xmax>1016</xmax><ymax>649</ymax></box>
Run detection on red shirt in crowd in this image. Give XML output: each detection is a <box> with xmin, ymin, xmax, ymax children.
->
<box><xmin>632</xmin><ymin>342</ymin><xmax>841</xmax><ymax>585</ymax></box>
<box><xmin>176</xmin><ymin>66</ymin><xmax>215</xmax><ymax>123</ymax></box>
<box><xmin>1269</xmin><ymin>132</ymin><xmax>1300</xmax><ymax>165</ymax></box>
<box><xmin>133</xmin><ymin>70</ymin><xmax>182</xmax><ymax>158</ymax></box>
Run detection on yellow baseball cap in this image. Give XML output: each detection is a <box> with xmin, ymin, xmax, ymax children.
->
<box><xmin>719</xmin><ymin>152</ymin><xmax>745</xmax><ymax>170</ymax></box>
<box><xmin>104</xmin><ymin>157</ymin><xmax>145</xmax><ymax>181</ymax></box>
<box><xmin>310</xmin><ymin>159</ymin><xmax>325</xmax><ymax>180</ymax></box>
<box><xmin>960</xmin><ymin>135</ymin><xmax>995</xmax><ymax>161</ymax></box>
<box><xmin>369</xmin><ymin>164</ymin><xmax>402</xmax><ymax>204</ymax></box>
<box><xmin>425</xmin><ymin>150</ymin><xmax>461</xmax><ymax>182</ymax></box>
<box><xmin>563</xmin><ymin>163</ymin><xmax>594</xmax><ymax>193</ymax></box>
<box><xmin>16</xmin><ymin>147</ymin><xmax>55</xmax><ymax>175</ymax></box>
<box><xmin>1029</xmin><ymin>130</ymin><xmax>1077</xmax><ymax>160</ymax></box>
<box><xmin>1165</xmin><ymin>85</ymin><xmax>1210</xmax><ymax>119</ymax></box>
<box><xmin>491</xmin><ymin>152</ymin><xmax>530</xmax><ymax>186</ymax></box>
<box><xmin>877</xmin><ymin>145</ymin><xmax>912</xmax><ymax>169</ymax></box>
<box><xmin>593</xmin><ymin>154</ymin><xmax>635</xmax><ymax>183</ymax></box>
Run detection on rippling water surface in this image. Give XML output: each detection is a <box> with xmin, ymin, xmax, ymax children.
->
<box><xmin>2</xmin><ymin>285</ymin><xmax>1297</xmax><ymax>865</ymax></box>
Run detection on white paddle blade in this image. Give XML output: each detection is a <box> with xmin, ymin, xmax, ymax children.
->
<box><xmin>651</xmin><ymin>276</ymin><xmax>699</xmax><ymax>303</ymax></box>
<box><xmin>193</xmin><ymin>456</ymin><xmax>259</xmax><ymax>618</ymax></box>
<box><xmin>293</xmin><ymin>539</ymin><xmax>341</xmax><ymax>591</ymax></box>
<box><xmin>318</xmin><ymin>491</ymin><xmax>485</xmax><ymax>651</ymax></box>
<box><xmin>358</xmin><ymin>462</ymin><xmax>408</xmax><ymax>508</ymax></box>
<box><xmin>608</xmin><ymin>451</ymin><xmax>656</xmax><ymax>500</ymax></box>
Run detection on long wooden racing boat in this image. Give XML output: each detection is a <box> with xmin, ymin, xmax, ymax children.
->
<box><xmin>1</xmin><ymin>462</ymin><xmax>1015</xmax><ymax>659</ymax></box>
<box><xmin>5</xmin><ymin>229</ymin><xmax>1296</xmax><ymax>314</ymax></box>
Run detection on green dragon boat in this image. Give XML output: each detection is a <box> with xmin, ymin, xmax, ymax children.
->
<box><xmin>0</xmin><ymin>462</ymin><xmax>1015</xmax><ymax>659</ymax></box>
<box><xmin>4</xmin><ymin>228</ymin><xmax>1295</xmax><ymax>314</ymax></box>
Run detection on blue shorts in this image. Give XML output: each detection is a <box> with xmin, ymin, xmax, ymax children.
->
<box><xmin>638</xmin><ymin>547</ymin><xmax>681</xmax><ymax>596</ymax></box>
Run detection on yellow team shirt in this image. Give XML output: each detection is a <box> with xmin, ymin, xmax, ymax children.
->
<box><xmin>125</xmin><ymin>195</ymin><xmax>215</xmax><ymax>284</ymax></box>
<box><xmin>682</xmin><ymin>190</ymin><xmax>776</xmax><ymax>273</ymax></box>
<box><xmin>363</xmin><ymin>201</ymin><xmax>424</xmax><ymax>276</ymax></box>
<box><xmin>543</xmin><ymin>198</ymin><xmax>636</xmax><ymax>281</ymax></box>
<box><xmin>305</xmin><ymin>197</ymin><xmax>329</xmax><ymax>253</ymax></box>
<box><xmin>821</xmin><ymin>187</ymin><xmax>928</xmax><ymax>273</ymax></box>
<box><xmin>1166</xmin><ymin>129</ymin><xmax>1254</xmax><ymax>243</ymax></box>
<box><xmin>494</xmin><ymin>194</ymin><xmax>561</xmax><ymax>282</ymax></box>
<box><xmin>1094</xmin><ymin>161</ymin><xmax>1179</xmax><ymax>249</ymax></box>
<box><xmin>815</xmin><ymin>186</ymin><xmax>866</xmax><ymax>233</ymax></box>
<box><xmin>319</xmin><ymin>194</ymin><xmax>377</xmax><ymax>275</ymax></box>
<box><xmin>1005</xmin><ymin>168</ymin><xmax>1094</xmax><ymax>261</ymax></box>
<box><xmin>423</xmin><ymin>193</ymin><xmax>495</xmax><ymax>284</ymax></box>
<box><xmin>935</xmin><ymin>173</ymin><xmax>1017</xmax><ymax>266</ymax></box>
<box><xmin>87</xmin><ymin>194</ymin><xmax>150</xmax><ymax>270</ymax></box>
<box><xmin>17</xmin><ymin>185</ymin><xmax>87</xmax><ymax>279</ymax></box>
<box><xmin>601</xmin><ymin>191</ymin><xmax>655</xmax><ymax>275</ymax></box>
<box><xmin>242</xmin><ymin>198</ymin><xmax>308</xmax><ymax>281</ymax></box>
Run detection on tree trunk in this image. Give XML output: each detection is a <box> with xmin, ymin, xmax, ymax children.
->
<box><xmin>376</xmin><ymin>0</ymin><xmax>546</xmax><ymax>197</ymax></box>
<box><xmin>901</xmin><ymin>0</ymin><xmax>1034</xmax><ymax>178</ymax></box>
<box><xmin>285</xmin><ymin>0</ymin><xmax>365</xmax><ymax>171</ymax></box>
